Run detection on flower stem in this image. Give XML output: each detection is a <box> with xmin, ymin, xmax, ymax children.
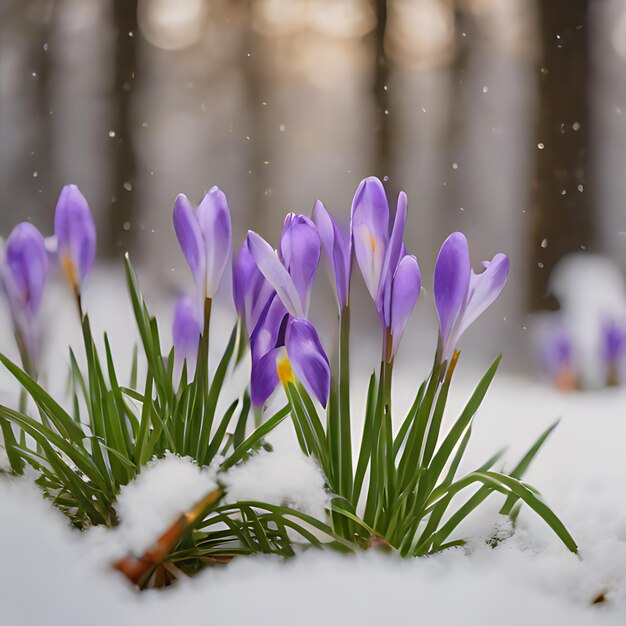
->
<box><xmin>198</xmin><ymin>297</ymin><xmax>212</xmax><ymax>391</ymax></box>
<box><xmin>338</xmin><ymin>305</ymin><xmax>353</xmax><ymax>502</ymax></box>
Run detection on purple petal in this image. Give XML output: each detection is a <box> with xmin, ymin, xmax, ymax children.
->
<box><xmin>285</xmin><ymin>317</ymin><xmax>330</xmax><ymax>408</ymax></box>
<box><xmin>602</xmin><ymin>318</ymin><xmax>626</xmax><ymax>365</ymax></box>
<box><xmin>173</xmin><ymin>194</ymin><xmax>205</xmax><ymax>286</ymax></box>
<box><xmin>196</xmin><ymin>186</ymin><xmax>232</xmax><ymax>297</ymax></box>
<box><xmin>247</xmin><ymin>230</ymin><xmax>304</xmax><ymax>317</ymax></box>
<box><xmin>249</xmin><ymin>294</ymin><xmax>289</xmax><ymax>359</ymax></box>
<box><xmin>350</xmin><ymin>177</ymin><xmax>390</xmax><ymax>300</ymax></box>
<box><xmin>434</xmin><ymin>232</ymin><xmax>471</xmax><ymax>357</ymax></box>
<box><xmin>172</xmin><ymin>295</ymin><xmax>201</xmax><ymax>364</ymax></box>
<box><xmin>250</xmin><ymin>347</ymin><xmax>282</xmax><ymax>407</ymax></box>
<box><xmin>390</xmin><ymin>254</ymin><xmax>421</xmax><ymax>357</ymax></box>
<box><xmin>378</xmin><ymin>191</ymin><xmax>408</xmax><ymax>325</ymax></box>
<box><xmin>279</xmin><ymin>214</ymin><xmax>320</xmax><ymax>315</ymax></box>
<box><xmin>54</xmin><ymin>185</ymin><xmax>96</xmax><ymax>287</ymax></box>
<box><xmin>4</xmin><ymin>222</ymin><xmax>48</xmax><ymax>319</ymax></box>
<box><xmin>455</xmin><ymin>253</ymin><xmax>510</xmax><ymax>340</ymax></box>
<box><xmin>312</xmin><ymin>200</ymin><xmax>349</xmax><ymax>311</ymax></box>
<box><xmin>233</xmin><ymin>242</ymin><xmax>275</xmax><ymax>333</ymax></box>
<box><xmin>232</xmin><ymin>242</ymin><xmax>253</xmax><ymax>316</ymax></box>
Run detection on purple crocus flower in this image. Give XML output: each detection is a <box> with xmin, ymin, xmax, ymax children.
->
<box><xmin>278</xmin><ymin>214</ymin><xmax>321</xmax><ymax>315</ymax></box>
<box><xmin>351</xmin><ymin>177</ymin><xmax>421</xmax><ymax>359</ymax></box>
<box><xmin>246</xmin><ymin>214</ymin><xmax>320</xmax><ymax>318</ymax></box>
<box><xmin>1</xmin><ymin>222</ymin><xmax>49</xmax><ymax>365</ymax></box>
<box><xmin>249</xmin><ymin>301</ymin><xmax>330</xmax><ymax>408</ymax></box>
<box><xmin>54</xmin><ymin>184</ymin><xmax>96</xmax><ymax>291</ymax></box>
<box><xmin>173</xmin><ymin>187</ymin><xmax>232</xmax><ymax>299</ymax></box>
<box><xmin>434</xmin><ymin>232</ymin><xmax>510</xmax><ymax>361</ymax></box>
<box><xmin>350</xmin><ymin>177</ymin><xmax>391</xmax><ymax>302</ymax></box>
<box><xmin>541</xmin><ymin>325</ymin><xmax>574</xmax><ymax>380</ymax></box>
<box><xmin>601</xmin><ymin>317</ymin><xmax>626</xmax><ymax>368</ymax></box>
<box><xmin>312</xmin><ymin>200</ymin><xmax>350</xmax><ymax>312</ymax></box>
<box><xmin>245</xmin><ymin>218</ymin><xmax>329</xmax><ymax>407</ymax></box>
<box><xmin>232</xmin><ymin>241</ymin><xmax>275</xmax><ymax>334</ymax></box>
<box><xmin>172</xmin><ymin>295</ymin><xmax>202</xmax><ymax>368</ymax></box>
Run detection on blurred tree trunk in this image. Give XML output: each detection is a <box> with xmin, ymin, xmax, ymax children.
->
<box><xmin>373</xmin><ymin>0</ymin><xmax>390</xmax><ymax>181</ymax></box>
<box><xmin>529</xmin><ymin>0</ymin><xmax>593</xmax><ymax>310</ymax></box>
<box><xmin>243</xmin><ymin>0</ymin><xmax>267</xmax><ymax>234</ymax></box>
<box><xmin>108</xmin><ymin>0</ymin><xmax>138</xmax><ymax>256</ymax></box>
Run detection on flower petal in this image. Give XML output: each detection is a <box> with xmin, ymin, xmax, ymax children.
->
<box><xmin>350</xmin><ymin>177</ymin><xmax>389</xmax><ymax>300</ymax></box>
<box><xmin>285</xmin><ymin>317</ymin><xmax>330</xmax><ymax>407</ymax></box>
<box><xmin>250</xmin><ymin>347</ymin><xmax>282</xmax><ymax>407</ymax></box>
<box><xmin>378</xmin><ymin>191</ymin><xmax>408</xmax><ymax>325</ymax></box>
<box><xmin>434</xmin><ymin>232</ymin><xmax>471</xmax><ymax>356</ymax></box>
<box><xmin>172</xmin><ymin>295</ymin><xmax>201</xmax><ymax>364</ymax></box>
<box><xmin>4</xmin><ymin>222</ymin><xmax>48</xmax><ymax>318</ymax></box>
<box><xmin>312</xmin><ymin>200</ymin><xmax>349</xmax><ymax>311</ymax></box>
<box><xmin>390</xmin><ymin>254</ymin><xmax>421</xmax><ymax>357</ymax></box>
<box><xmin>249</xmin><ymin>294</ymin><xmax>289</xmax><ymax>359</ymax></box>
<box><xmin>54</xmin><ymin>185</ymin><xmax>97</xmax><ymax>286</ymax></box>
<box><xmin>232</xmin><ymin>242</ymin><xmax>253</xmax><ymax>317</ymax></box>
<box><xmin>247</xmin><ymin>230</ymin><xmax>304</xmax><ymax>317</ymax></box>
<box><xmin>173</xmin><ymin>194</ymin><xmax>205</xmax><ymax>286</ymax></box>
<box><xmin>454</xmin><ymin>252</ymin><xmax>510</xmax><ymax>340</ymax></box>
<box><xmin>279</xmin><ymin>214</ymin><xmax>320</xmax><ymax>315</ymax></box>
<box><xmin>196</xmin><ymin>186</ymin><xmax>232</xmax><ymax>297</ymax></box>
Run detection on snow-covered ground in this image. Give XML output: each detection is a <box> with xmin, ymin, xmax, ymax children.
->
<box><xmin>1</xmin><ymin>376</ymin><xmax>625</xmax><ymax>625</ymax></box>
<box><xmin>1</xmin><ymin>268</ymin><xmax>626</xmax><ymax>625</ymax></box>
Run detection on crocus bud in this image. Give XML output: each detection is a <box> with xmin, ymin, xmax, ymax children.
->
<box><xmin>278</xmin><ymin>214</ymin><xmax>320</xmax><ymax>316</ymax></box>
<box><xmin>350</xmin><ymin>177</ymin><xmax>390</xmax><ymax>301</ymax></box>
<box><xmin>54</xmin><ymin>184</ymin><xmax>97</xmax><ymax>292</ymax></box>
<box><xmin>2</xmin><ymin>222</ymin><xmax>49</xmax><ymax>368</ymax></box>
<box><xmin>172</xmin><ymin>295</ymin><xmax>202</xmax><ymax>368</ymax></box>
<box><xmin>173</xmin><ymin>187</ymin><xmax>232</xmax><ymax>300</ymax></box>
<box><xmin>434</xmin><ymin>232</ymin><xmax>509</xmax><ymax>361</ymax></box>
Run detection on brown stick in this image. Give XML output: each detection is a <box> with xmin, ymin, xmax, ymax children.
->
<box><xmin>113</xmin><ymin>487</ymin><xmax>223</xmax><ymax>585</ymax></box>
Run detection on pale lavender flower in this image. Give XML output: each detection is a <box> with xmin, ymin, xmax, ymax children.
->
<box><xmin>434</xmin><ymin>232</ymin><xmax>509</xmax><ymax>360</ymax></box>
<box><xmin>173</xmin><ymin>187</ymin><xmax>232</xmax><ymax>299</ymax></box>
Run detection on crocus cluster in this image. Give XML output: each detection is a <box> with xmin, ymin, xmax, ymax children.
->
<box><xmin>4</xmin><ymin>176</ymin><xmax>585</xmax><ymax>571</ymax></box>
<box><xmin>171</xmin><ymin>175</ymin><xmax>509</xmax><ymax>411</ymax></box>
<box><xmin>0</xmin><ymin>184</ymin><xmax>96</xmax><ymax>371</ymax></box>
<box><xmin>540</xmin><ymin>317</ymin><xmax>626</xmax><ymax>389</ymax></box>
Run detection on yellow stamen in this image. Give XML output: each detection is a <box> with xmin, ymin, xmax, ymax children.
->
<box><xmin>277</xmin><ymin>355</ymin><xmax>295</xmax><ymax>384</ymax></box>
<box><xmin>60</xmin><ymin>253</ymin><xmax>79</xmax><ymax>289</ymax></box>
<box><xmin>370</xmin><ymin>232</ymin><xmax>376</xmax><ymax>252</ymax></box>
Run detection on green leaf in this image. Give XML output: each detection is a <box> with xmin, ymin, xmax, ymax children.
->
<box><xmin>221</xmin><ymin>405</ymin><xmax>290</xmax><ymax>470</ymax></box>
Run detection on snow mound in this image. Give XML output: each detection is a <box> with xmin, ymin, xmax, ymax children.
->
<box><xmin>112</xmin><ymin>453</ymin><xmax>218</xmax><ymax>554</ymax></box>
<box><xmin>223</xmin><ymin>448</ymin><xmax>329</xmax><ymax>519</ymax></box>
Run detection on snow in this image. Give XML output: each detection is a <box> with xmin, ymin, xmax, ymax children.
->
<box><xmin>111</xmin><ymin>453</ymin><xmax>218</xmax><ymax>554</ymax></box>
<box><xmin>2</xmin><ymin>268</ymin><xmax>626</xmax><ymax>624</ymax></box>
<box><xmin>1</xmin><ymin>377</ymin><xmax>626</xmax><ymax>625</ymax></box>
<box><xmin>222</xmin><ymin>447</ymin><xmax>329</xmax><ymax>519</ymax></box>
